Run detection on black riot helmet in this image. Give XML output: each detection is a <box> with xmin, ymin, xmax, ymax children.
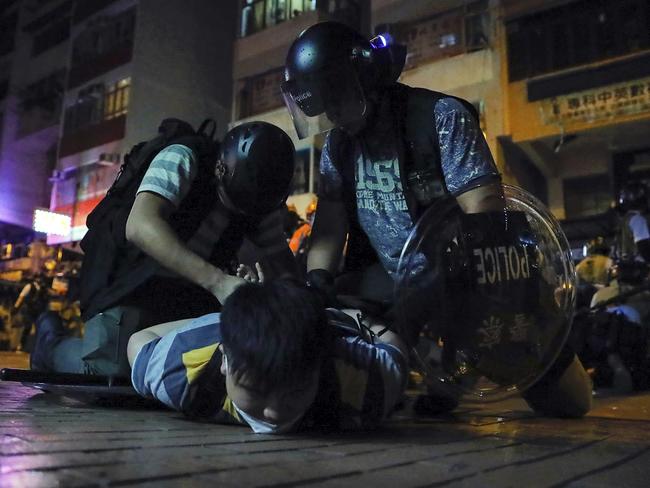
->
<box><xmin>217</xmin><ymin>122</ymin><xmax>295</xmax><ymax>216</ymax></box>
<box><xmin>617</xmin><ymin>181</ymin><xmax>649</xmax><ymax>213</ymax></box>
<box><xmin>282</xmin><ymin>21</ymin><xmax>406</xmax><ymax>139</ymax></box>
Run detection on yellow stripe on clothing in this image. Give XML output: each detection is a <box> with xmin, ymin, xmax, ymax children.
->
<box><xmin>222</xmin><ymin>396</ymin><xmax>242</xmax><ymax>421</ymax></box>
<box><xmin>182</xmin><ymin>343</ymin><xmax>219</xmax><ymax>384</ymax></box>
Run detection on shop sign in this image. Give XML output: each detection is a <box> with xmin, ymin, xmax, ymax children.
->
<box><xmin>541</xmin><ymin>77</ymin><xmax>650</xmax><ymax>125</ymax></box>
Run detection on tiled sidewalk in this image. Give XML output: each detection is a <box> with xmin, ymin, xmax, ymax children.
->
<box><xmin>1</xmin><ymin>352</ymin><xmax>649</xmax><ymax>487</ymax></box>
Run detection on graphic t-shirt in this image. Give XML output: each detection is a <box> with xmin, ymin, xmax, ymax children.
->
<box><xmin>319</xmin><ymin>91</ymin><xmax>500</xmax><ymax>278</ymax></box>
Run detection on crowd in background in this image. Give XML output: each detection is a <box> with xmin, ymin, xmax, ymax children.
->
<box><xmin>0</xmin><ymin>247</ymin><xmax>82</xmax><ymax>353</ymax></box>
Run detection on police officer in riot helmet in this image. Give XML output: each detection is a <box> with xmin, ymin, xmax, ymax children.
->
<box><xmin>31</xmin><ymin>121</ymin><xmax>297</xmax><ymax>378</ymax></box>
<box><xmin>283</xmin><ymin>22</ymin><xmax>592</xmax><ymax>418</ymax></box>
<box><xmin>283</xmin><ymin>21</ymin><xmax>504</xmax><ymax>299</ymax></box>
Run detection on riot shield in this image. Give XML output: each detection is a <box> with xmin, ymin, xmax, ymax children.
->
<box><xmin>394</xmin><ymin>184</ymin><xmax>576</xmax><ymax>401</ymax></box>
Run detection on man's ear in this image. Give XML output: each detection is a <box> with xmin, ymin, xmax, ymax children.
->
<box><xmin>220</xmin><ymin>352</ymin><xmax>228</xmax><ymax>376</ymax></box>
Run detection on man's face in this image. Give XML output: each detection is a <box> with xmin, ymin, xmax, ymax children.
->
<box><xmin>221</xmin><ymin>353</ymin><xmax>319</xmax><ymax>425</ymax></box>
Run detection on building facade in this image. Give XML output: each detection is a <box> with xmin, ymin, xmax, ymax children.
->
<box><xmin>3</xmin><ymin>0</ymin><xmax>649</xmax><ymax>246</ymax></box>
<box><xmin>0</xmin><ymin>0</ymin><xmax>70</xmax><ymax>237</ymax></box>
<box><xmin>49</xmin><ymin>0</ymin><xmax>237</xmax><ymax>244</ymax></box>
<box><xmin>501</xmin><ymin>0</ymin><xmax>650</xmax><ymax>221</ymax></box>
<box><xmin>230</xmin><ymin>0</ymin><xmax>650</xmax><ymax>225</ymax></box>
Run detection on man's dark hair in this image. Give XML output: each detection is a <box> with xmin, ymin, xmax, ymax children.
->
<box><xmin>220</xmin><ymin>279</ymin><xmax>330</xmax><ymax>391</ymax></box>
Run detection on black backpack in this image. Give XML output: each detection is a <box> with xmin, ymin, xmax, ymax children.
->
<box><xmin>329</xmin><ymin>83</ymin><xmax>481</xmax><ymax>271</ymax></box>
<box><xmin>79</xmin><ymin>118</ymin><xmax>219</xmax><ymax>320</ymax></box>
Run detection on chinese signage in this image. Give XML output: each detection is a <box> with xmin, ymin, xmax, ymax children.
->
<box><xmin>541</xmin><ymin>77</ymin><xmax>650</xmax><ymax>125</ymax></box>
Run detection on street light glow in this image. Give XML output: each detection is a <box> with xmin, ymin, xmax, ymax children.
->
<box><xmin>33</xmin><ymin>209</ymin><xmax>71</xmax><ymax>236</ymax></box>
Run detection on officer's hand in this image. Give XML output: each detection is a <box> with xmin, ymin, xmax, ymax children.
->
<box><xmin>236</xmin><ymin>262</ymin><xmax>265</xmax><ymax>284</ymax></box>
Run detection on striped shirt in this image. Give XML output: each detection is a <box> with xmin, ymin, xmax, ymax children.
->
<box><xmin>132</xmin><ymin>313</ymin><xmax>408</xmax><ymax>432</ymax></box>
<box><xmin>137</xmin><ymin>144</ymin><xmax>288</xmax><ymax>261</ymax></box>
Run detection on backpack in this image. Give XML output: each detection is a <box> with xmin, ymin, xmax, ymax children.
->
<box><xmin>329</xmin><ymin>83</ymin><xmax>481</xmax><ymax>270</ymax></box>
<box><xmin>79</xmin><ymin>118</ymin><xmax>220</xmax><ymax>320</ymax></box>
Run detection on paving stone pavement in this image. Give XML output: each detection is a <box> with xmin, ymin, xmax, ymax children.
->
<box><xmin>1</xmin><ymin>352</ymin><xmax>649</xmax><ymax>487</ymax></box>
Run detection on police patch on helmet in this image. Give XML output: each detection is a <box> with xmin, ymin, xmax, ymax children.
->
<box><xmin>395</xmin><ymin>184</ymin><xmax>575</xmax><ymax>401</ymax></box>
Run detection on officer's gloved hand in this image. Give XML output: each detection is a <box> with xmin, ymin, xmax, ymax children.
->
<box><xmin>306</xmin><ymin>269</ymin><xmax>338</xmax><ymax>308</ymax></box>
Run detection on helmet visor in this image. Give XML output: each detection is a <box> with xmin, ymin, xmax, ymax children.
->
<box><xmin>281</xmin><ymin>66</ymin><xmax>366</xmax><ymax>139</ymax></box>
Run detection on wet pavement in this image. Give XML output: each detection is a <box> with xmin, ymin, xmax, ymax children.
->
<box><xmin>1</xmin><ymin>351</ymin><xmax>649</xmax><ymax>487</ymax></box>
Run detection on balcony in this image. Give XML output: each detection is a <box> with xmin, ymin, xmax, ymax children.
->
<box><xmin>67</xmin><ymin>43</ymin><xmax>133</xmax><ymax>89</ymax></box>
<box><xmin>234</xmin><ymin>0</ymin><xmax>361</xmax><ymax>80</ymax></box>
<box><xmin>237</xmin><ymin>68</ymin><xmax>285</xmax><ymax>119</ymax></box>
<box><xmin>382</xmin><ymin>1</ymin><xmax>490</xmax><ymax>72</ymax></box>
<box><xmin>73</xmin><ymin>0</ymin><xmax>119</xmax><ymax>25</ymax></box>
<box><xmin>59</xmin><ymin>115</ymin><xmax>126</xmax><ymax>157</ymax></box>
<box><xmin>68</xmin><ymin>7</ymin><xmax>136</xmax><ymax>89</ymax></box>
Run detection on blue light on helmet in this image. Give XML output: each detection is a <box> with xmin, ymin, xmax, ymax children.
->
<box><xmin>370</xmin><ymin>33</ymin><xmax>391</xmax><ymax>49</ymax></box>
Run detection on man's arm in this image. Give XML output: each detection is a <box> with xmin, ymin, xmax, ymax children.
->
<box><xmin>13</xmin><ymin>283</ymin><xmax>32</xmax><ymax>310</ymax></box>
<box><xmin>455</xmin><ymin>180</ymin><xmax>504</xmax><ymax>214</ymax></box>
<box><xmin>125</xmin><ymin>192</ymin><xmax>244</xmax><ymax>303</ymax></box>
<box><xmin>127</xmin><ymin>318</ymin><xmax>194</xmax><ymax>366</ymax></box>
<box><xmin>306</xmin><ymin>200</ymin><xmax>349</xmax><ymax>275</ymax></box>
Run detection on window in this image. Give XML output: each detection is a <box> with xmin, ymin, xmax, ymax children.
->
<box><xmin>104</xmin><ymin>78</ymin><xmax>130</xmax><ymax>119</ymax></box>
<box><xmin>238</xmin><ymin>69</ymin><xmax>284</xmax><ymax>118</ymax></box>
<box><xmin>386</xmin><ymin>1</ymin><xmax>489</xmax><ymax>71</ymax></box>
<box><xmin>63</xmin><ymin>77</ymin><xmax>130</xmax><ymax>134</ymax></box>
<box><xmin>19</xmin><ymin>70</ymin><xmax>65</xmax><ymax>114</ymax></box>
<box><xmin>32</xmin><ymin>17</ymin><xmax>70</xmax><ymax>57</ymax></box>
<box><xmin>240</xmin><ymin>0</ymin><xmax>318</xmax><ymax>37</ymax></box>
<box><xmin>507</xmin><ymin>0</ymin><xmax>650</xmax><ymax>82</ymax></box>
<box><xmin>71</xmin><ymin>8</ymin><xmax>135</xmax><ymax>66</ymax></box>
<box><xmin>564</xmin><ymin>174</ymin><xmax>612</xmax><ymax>219</ymax></box>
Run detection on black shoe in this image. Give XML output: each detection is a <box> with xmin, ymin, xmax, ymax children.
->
<box><xmin>30</xmin><ymin>312</ymin><xmax>66</xmax><ymax>371</ymax></box>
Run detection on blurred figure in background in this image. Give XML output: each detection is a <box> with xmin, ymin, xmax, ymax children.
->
<box><xmin>283</xmin><ymin>203</ymin><xmax>303</xmax><ymax>241</ymax></box>
<box><xmin>576</xmin><ymin>237</ymin><xmax>613</xmax><ymax>308</ymax></box>
<box><xmin>12</xmin><ymin>273</ymin><xmax>52</xmax><ymax>351</ymax></box>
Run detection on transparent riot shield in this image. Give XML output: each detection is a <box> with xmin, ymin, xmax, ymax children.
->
<box><xmin>394</xmin><ymin>184</ymin><xmax>576</xmax><ymax>401</ymax></box>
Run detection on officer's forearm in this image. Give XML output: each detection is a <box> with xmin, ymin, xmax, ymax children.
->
<box><xmin>456</xmin><ymin>181</ymin><xmax>504</xmax><ymax>213</ymax></box>
<box><xmin>307</xmin><ymin>201</ymin><xmax>348</xmax><ymax>275</ymax></box>
<box><xmin>307</xmin><ymin>240</ymin><xmax>344</xmax><ymax>275</ymax></box>
<box><xmin>126</xmin><ymin>214</ymin><xmax>228</xmax><ymax>297</ymax></box>
<box><xmin>307</xmin><ymin>222</ymin><xmax>347</xmax><ymax>275</ymax></box>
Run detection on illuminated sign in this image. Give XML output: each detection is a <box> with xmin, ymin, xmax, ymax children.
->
<box><xmin>33</xmin><ymin>209</ymin><xmax>71</xmax><ymax>236</ymax></box>
<box><xmin>542</xmin><ymin>76</ymin><xmax>650</xmax><ymax>125</ymax></box>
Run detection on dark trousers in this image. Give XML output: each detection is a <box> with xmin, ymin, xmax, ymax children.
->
<box><xmin>48</xmin><ymin>277</ymin><xmax>221</xmax><ymax>378</ymax></box>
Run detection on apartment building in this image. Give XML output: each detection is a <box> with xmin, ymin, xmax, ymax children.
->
<box><xmin>0</xmin><ymin>0</ymin><xmax>70</xmax><ymax>240</ymax></box>
<box><xmin>47</xmin><ymin>0</ymin><xmax>237</xmax><ymax>244</ymax></box>
<box><xmin>501</xmin><ymin>0</ymin><xmax>650</xmax><ymax>221</ymax></box>
<box><xmin>231</xmin><ymin>0</ymin><xmax>650</xmax><ymax>224</ymax></box>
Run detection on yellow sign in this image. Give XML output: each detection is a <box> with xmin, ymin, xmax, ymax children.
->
<box><xmin>542</xmin><ymin>77</ymin><xmax>650</xmax><ymax>125</ymax></box>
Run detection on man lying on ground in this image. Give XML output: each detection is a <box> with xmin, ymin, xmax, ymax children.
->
<box><xmin>127</xmin><ymin>276</ymin><xmax>408</xmax><ymax>433</ymax></box>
